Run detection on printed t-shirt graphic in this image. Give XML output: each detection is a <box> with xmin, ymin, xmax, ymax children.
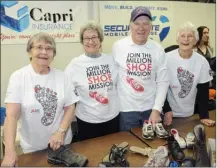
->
<box><xmin>126</xmin><ymin>52</ymin><xmax>152</xmax><ymax>92</ymax></box>
<box><xmin>34</xmin><ymin>85</ymin><xmax>58</xmax><ymax>126</ymax></box>
<box><xmin>87</xmin><ymin>64</ymin><xmax>113</xmax><ymax>104</ymax></box>
<box><xmin>177</xmin><ymin>67</ymin><xmax>194</xmax><ymax>98</ymax></box>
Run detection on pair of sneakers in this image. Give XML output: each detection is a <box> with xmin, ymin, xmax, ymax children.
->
<box><xmin>47</xmin><ymin>144</ymin><xmax>88</xmax><ymax>167</ymax></box>
<box><xmin>142</xmin><ymin>120</ymin><xmax>169</xmax><ymax>139</ymax></box>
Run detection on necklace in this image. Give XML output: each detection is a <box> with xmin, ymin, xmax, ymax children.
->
<box><xmin>85</xmin><ymin>52</ymin><xmax>101</xmax><ymax>58</ymax></box>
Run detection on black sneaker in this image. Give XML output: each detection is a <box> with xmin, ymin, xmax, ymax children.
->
<box><xmin>193</xmin><ymin>124</ymin><xmax>210</xmax><ymax>167</ymax></box>
<box><xmin>47</xmin><ymin>144</ymin><xmax>88</xmax><ymax>167</ymax></box>
<box><xmin>167</xmin><ymin>135</ymin><xmax>185</xmax><ymax>161</ymax></box>
<box><xmin>101</xmin><ymin>144</ymin><xmax>129</xmax><ymax>167</ymax></box>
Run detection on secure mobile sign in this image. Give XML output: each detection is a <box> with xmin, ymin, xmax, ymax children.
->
<box><xmin>100</xmin><ymin>2</ymin><xmax>171</xmax><ymax>43</ymax></box>
<box><xmin>0</xmin><ymin>1</ymin><xmax>89</xmax><ymax>44</ymax></box>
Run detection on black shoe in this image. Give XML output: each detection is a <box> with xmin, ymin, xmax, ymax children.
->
<box><xmin>180</xmin><ymin>157</ymin><xmax>196</xmax><ymax>167</ymax></box>
<box><xmin>108</xmin><ymin>144</ymin><xmax>129</xmax><ymax>167</ymax></box>
<box><xmin>193</xmin><ymin>124</ymin><xmax>210</xmax><ymax>167</ymax></box>
<box><xmin>167</xmin><ymin>135</ymin><xmax>185</xmax><ymax>161</ymax></box>
<box><xmin>47</xmin><ymin>144</ymin><xmax>88</xmax><ymax>167</ymax></box>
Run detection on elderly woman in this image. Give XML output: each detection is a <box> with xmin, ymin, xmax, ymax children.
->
<box><xmin>163</xmin><ymin>22</ymin><xmax>215</xmax><ymax>127</ymax></box>
<box><xmin>2</xmin><ymin>33</ymin><xmax>79</xmax><ymax>166</ymax></box>
<box><xmin>65</xmin><ymin>21</ymin><xmax>119</xmax><ymax>141</ymax></box>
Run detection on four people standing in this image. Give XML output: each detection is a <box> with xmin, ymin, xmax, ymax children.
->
<box><xmin>2</xmin><ymin>6</ymin><xmax>215</xmax><ymax>166</ymax></box>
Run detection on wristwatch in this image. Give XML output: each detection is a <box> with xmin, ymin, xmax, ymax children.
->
<box><xmin>58</xmin><ymin>128</ymin><xmax>66</xmax><ymax>134</ymax></box>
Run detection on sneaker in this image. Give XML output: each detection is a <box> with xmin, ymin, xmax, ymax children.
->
<box><xmin>89</xmin><ymin>91</ymin><xmax>109</xmax><ymax>104</ymax></box>
<box><xmin>193</xmin><ymin>124</ymin><xmax>210</xmax><ymax>167</ymax></box>
<box><xmin>185</xmin><ymin>132</ymin><xmax>195</xmax><ymax>149</ymax></box>
<box><xmin>143</xmin><ymin>146</ymin><xmax>170</xmax><ymax>167</ymax></box>
<box><xmin>47</xmin><ymin>145</ymin><xmax>88</xmax><ymax>167</ymax></box>
<box><xmin>171</xmin><ymin>129</ymin><xmax>186</xmax><ymax>149</ymax></box>
<box><xmin>167</xmin><ymin>135</ymin><xmax>185</xmax><ymax>161</ymax></box>
<box><xmin>154</xmin><ymin>123</ymin><xmax>169</xmax><ymax>138</ymax></box>
<box><xmin>142</xmin><ymin>120</ymin><xmax>154</xmax><ymax>139</ymax></box>
<box><xmin>126</xmin><ymin>76</ymin><xmax>144</xmax><ymax>92</ymax></box>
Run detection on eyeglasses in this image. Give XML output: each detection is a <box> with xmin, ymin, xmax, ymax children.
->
<box><xmin>83</xmin><ymin>36</ymin><xmax>99</xmax><ymax>43</ymax></box>
<box><xmin>32</xmin><ymin>46</ymin><xmax>54</xmax><ymax>53</ymax></box>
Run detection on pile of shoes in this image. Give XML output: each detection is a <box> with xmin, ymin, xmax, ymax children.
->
<box><xmin>47</xmin><ymin>144</ymin><xmax>88</xmax><ymax>167</ymax></box>
<box><xmin>167</xmin><ymin>124</ymin><xmax>210</xmax><ymax>167</ymax></box>
<box><xmin>142</xmin><ymin>121</ymin><xmax>169</xmax><ymax>139</ymax></box>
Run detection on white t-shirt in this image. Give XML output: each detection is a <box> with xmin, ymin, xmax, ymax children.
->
<box><xmin>5</xmin><ymin>64</ymin><xmax>79</xmax><ymax>153</ymax></box>
<box><xmin>65</xmin><ymin>53</ymin><xmax>119</xmax><ymax>123</ymax></box>
<box><xmin>166</xmin><ymin>49</ymin><xmax>213</xmax><ymax>117</ymax></box>
<box><xmin>112</xmin><ymin>36</ymin><xmax>169</xmax><ymax>112</ymax></box>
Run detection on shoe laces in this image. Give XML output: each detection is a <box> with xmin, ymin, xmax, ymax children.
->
<box><xmin>146</xmin><ymin>124</ymin><xmax>153</xmax><ymax>132</ymax></box>
<box><xmin>157</xmin><ymin>123</ymin><xmax>165</xmax><ymax>132</ymax></box>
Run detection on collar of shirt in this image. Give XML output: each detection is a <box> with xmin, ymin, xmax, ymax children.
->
<box><xmin>126</xmin><ymin>35</ymin><xmax>153</xmax><ymax>49</ymax></box>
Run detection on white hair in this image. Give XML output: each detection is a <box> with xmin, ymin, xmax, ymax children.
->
<box><xmin>177</xmin><ymin>22</ymin><xmax>199</xmax><ymax>42</ymax></box>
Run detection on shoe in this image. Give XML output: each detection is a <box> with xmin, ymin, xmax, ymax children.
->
<box><xmin>108</xmin><ymin>144</ymin><xmax>129</xmax><ymax>167</ymax></box>
<box><xmin>130</xmin><ymin>146</ymin><xmax>155</xmax><ymax>157</ymax></box>
<box><xmin>171</xmin><ymin>129</ymin><xmax>186</xmax><ymax>149</ymax></box>
<box><xmin>185</xmin><ymin>132</ymin><xmax>195</xmax><ymax>149</ymax></box>
<box><xmin>47</xmin><ymin>144</ymin><xmax>88</xmax><ymax>167</ymax></box>
<box><xmin>154</xmin><ymin>123</ymin><xmax>169</xmax><ymax>138</ymax></box>
<box><xmin>168</xmin><ymin>160</ymin><xmax>179</xmax><ymax>167</ymax></box>
<box><xmin>180</xmin><ymin>157</ymin><xmax>195</xmax><ymax>167</ymax></box>
<box><xmin>89</xmin><ymin>91</ymin><xmax>109</xmax><ymax>104</ymax></box>
<box><xmin>142</xmin><ymin>120</ymin><xmax>154</xmax><ymax>139</ymax></box>
<box><xmin>143</xmin><ymin>146</ymin><xmax>169</xmax><ymax>167</ymax></box>
<box><xmin>167</xmin><ymin>135</ymin><xmax>185</xmax><ymax>161</ymax></box>
<box><xmin>126</xmin><ymin>76</ymin><xmax>144</xmax><ymax>92</ymax></box>
<box><xmin>193</xmin><ymin>124</ymin><xmax>210</xmax><ymax>167</ymax></box>
<box><xmin>102</xmin><ymin>142</ymin><xmax>129</xmax><ymax>167</ymax></box>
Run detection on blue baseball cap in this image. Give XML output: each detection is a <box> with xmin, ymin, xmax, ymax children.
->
<box><xmin>130</xmin><ymin>6</ymin><xmax>152</xmax><ymax>22</ymax></box>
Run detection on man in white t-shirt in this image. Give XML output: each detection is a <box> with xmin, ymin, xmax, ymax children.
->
<box><xmin>112</xmin><ymin>6</ymin><xmax>169</xmax><ymax>131</ymax></box>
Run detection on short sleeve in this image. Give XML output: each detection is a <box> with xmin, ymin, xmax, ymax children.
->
<box><xmin>64</xmin><ymin>74</ymin><xmax>79</xmax><ymax>107</ymax></box>
<box><xmin>198</xmin><ymin>59</ymin><xmax>213</xmax><ymax>84</ymax></box>
<box><xmin>5</xmin><ymin>71</ymin><xmax>22</xmax><ymax>103</ymax></box>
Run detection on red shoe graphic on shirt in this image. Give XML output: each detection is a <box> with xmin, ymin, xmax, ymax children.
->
<box><xmin>89</xmin><ymin>91</ymin><xmax>109</xmax><ymax>104</ymax></box>
<box><xmin>126</xmin><ymin>76</ymin><xmax>144</xmax><ymax>92</ymax></box>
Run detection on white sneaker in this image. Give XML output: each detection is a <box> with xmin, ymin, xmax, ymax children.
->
<box><xmin>142</xmin><ymin>120</ymin><xmax>154</xmax><ymax>140</ymax></box>
<box><xmin>171</xmin><ymin>128</ymin><xmax>186</xmax><ymax>149</ymax></box>
<box><xmin>185</xmin><ymin>132</ymin><xmax>195</xmax><ymax>149</ymax></box>
<box><xmin>154</xmin><ymin>123</ymin><xmax>169</xmax><ymax>139</ymax></box>
<box><xmin>143</xmin><ymin>146</ymin><xmax>170</xmax><ymax>167</ymax></box>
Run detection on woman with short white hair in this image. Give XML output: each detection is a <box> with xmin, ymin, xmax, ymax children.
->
<box><xmin>163</xmin><ymin>22</ymin><xmax>215</xmax><ymax>127</ymax></box>
<box><xmin>2</xmin><ymin>32</ymin><xmax>79</xmax><ymax>166</ymax></box>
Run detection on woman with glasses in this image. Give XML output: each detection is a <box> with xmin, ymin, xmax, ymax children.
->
<box><xmin>163</xmin><ymin>22</ymin><xmax>215</xmax><ymax>127</ymax></box>
<box><xmin>2</xmin><ymin>32</ymin><xmax>79</xmax><ymax>166</ymax></box>
<box><xmin>65</xmin><ymin>21</ymin><xmax>119</xmax><ymax>141</ymax></box>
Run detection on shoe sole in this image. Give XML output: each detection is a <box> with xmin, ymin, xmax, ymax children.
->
<box><xmin>47</xmin><ymin>157</ymin><xmax>88</xmax><ymax>167</ymax></box>
<box><xmin>142</xmin><ymin>134</ymin><xmax>154</xmax><ymax>140</ymax></box>
<box><xmin>156</xmin><ymin>134</ymin><xmax>169</xmax><ymax>139</ymax></box>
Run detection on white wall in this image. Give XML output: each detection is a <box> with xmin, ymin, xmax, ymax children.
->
<box><xmin>1</xmin><ymin>1</ymin><xmax>216</xmax><ymax>106</ymax></box>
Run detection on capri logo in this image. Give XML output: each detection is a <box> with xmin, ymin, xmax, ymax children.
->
<box><xmin>150</xmin><ymin>15</ymin><xmax>170</xmax><ymax>42</ymax></box>
<box><xmin>0</xmin><ymin>1</ymin><xmax>30</xmax><ymax>32</ymax></box>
